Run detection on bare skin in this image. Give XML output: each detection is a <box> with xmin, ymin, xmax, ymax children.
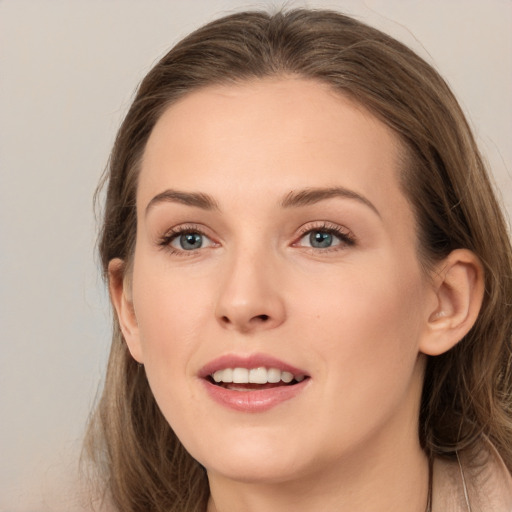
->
<box><xmin>110</xmin><ymin>78</ymin><xmax>484</xmax><ymax>512</ymax></box>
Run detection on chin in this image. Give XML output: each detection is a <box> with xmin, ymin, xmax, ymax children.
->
<box><xmin>188</xmin><ymin>429</ymin><xmax>314</xmax><ymax>484</ymax></box>
<box><xmin>204</xmin><ymin>456</ymin><xmax>310</xmax><ymax>485</ymax></box>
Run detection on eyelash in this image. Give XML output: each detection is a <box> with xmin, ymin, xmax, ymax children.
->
<box><xmin>157</xmin><ymin>223</ymin><xmax>215</xmax><ymax>256</ymax></box>
<box><xmin>157</xmin><ymin>221</ymin><xmax>356</xmax><ymax>256</ymax></box>
<box><xmin>294</xmin><ymin>222</ymin><xmax>356</xmax><ymax>251</ymax></box>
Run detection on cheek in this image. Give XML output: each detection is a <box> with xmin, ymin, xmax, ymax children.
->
<box><xmin>130</xmin><ymin>269</ymin><xmax>213</xmax><ymax>432</ymax></box>
<box><xmin>296</xmin><ymin>259</ymin><xmax>426</xmax><ymax>420</ymax></box>
<box><xmin>130</xmin><ymin>260</ymin><xmax>216</xmax><ymax>393</ymax></box>
<box><xmin>298</xmin><ymin>257</ymin><xmax>425</xmax><ymax>346</ymax></box>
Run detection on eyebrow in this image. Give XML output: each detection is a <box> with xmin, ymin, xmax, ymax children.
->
<box><xmin>281</xmin><ymin>187</ymin><xmax>381</xmax><ymax>217</ymax></box>
<box><xmin>145</xmin><ymin>186</ymin><xmax>380</xmax><ymax>217</ymax></box>
<box><xmin>145</xmin><ymin>189</ymin><xmax>220</xmax><ymax>215</ymax></box>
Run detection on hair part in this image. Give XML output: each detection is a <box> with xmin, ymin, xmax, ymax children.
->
<box><xmin>85</xmin><ymin>8</ymin><xmax>512</xmax><ymax>511</ymax></box>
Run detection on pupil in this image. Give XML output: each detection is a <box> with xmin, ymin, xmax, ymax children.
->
<box><xmin>180</xmin><ymin>233</ymin><xmax>202</xmax><ymax>250</ymax></box>
<box><xmin>310</xmin><ymin>231</ymin><xmax>332</xmax><ymax>248</ymax></box>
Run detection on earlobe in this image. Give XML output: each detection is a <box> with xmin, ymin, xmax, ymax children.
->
<box><xmin>420</xmin><ymin>249</ymin><xmax>484</xmax><ymax>356</ymax></box>
<box><xmin>108</xmin><ymin>258</ymin><xmax>144</xmax><ymax>363</ymax></box>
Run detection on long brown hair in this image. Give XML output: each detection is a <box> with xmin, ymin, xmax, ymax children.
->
<box><xmin>84</xmin><ymin>9</ymin><xmax>512</xmax><ymax>511</ymax></box>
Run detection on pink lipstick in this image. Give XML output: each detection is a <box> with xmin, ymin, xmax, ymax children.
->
<box><xmin>198</xmin><ymin>353</ymin><xmax>310</xmax><ymax>413</ymax></box>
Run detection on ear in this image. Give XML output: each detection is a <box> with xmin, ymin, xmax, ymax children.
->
<box><xmin>108</xmin><ymin>258</ymin><xmax>144</xmax><ymax>363</ymax></box>
<box><xmin>420</xmin><ymin>249</ymin><xmax>484</xmax><ymax>356</ymax></box>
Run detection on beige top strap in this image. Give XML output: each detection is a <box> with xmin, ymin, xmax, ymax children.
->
<box><xmin>433</xmin><ymin>441</ymin><xmax>512</xmax><ymax>511</ymax></box>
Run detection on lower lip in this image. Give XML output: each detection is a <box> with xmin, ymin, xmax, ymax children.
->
<box><xmin>201</xmin><ymin>379</ymin><xmax>309</xmax><ymax>413</ymax></box>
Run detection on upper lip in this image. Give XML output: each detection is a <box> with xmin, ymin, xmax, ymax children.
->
<box><xmin>198</xmin><ymin>353</ymin><xmax>308</xmax><ymax>379</ymax></box>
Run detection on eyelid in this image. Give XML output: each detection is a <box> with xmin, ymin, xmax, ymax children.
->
<box><xmin>155</xmin><ymin>220</ymin><xmax>355</xmax><ymax>255</ymax></box>
<box><xmin>157</xmin><ymin>223</ymin><xmax>219</xmax><ymax>255</ymax></box>
<box><xmin>169</xmin><ymin>231</ymin><xmax>215</xmax><ymax>250</ymax></box>
<box><xmin>292</xmin><ymin>221</ymin><xmax>356</xmax><ymax>249</ymax></box>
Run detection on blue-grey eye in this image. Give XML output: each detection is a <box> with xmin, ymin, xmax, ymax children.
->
<box><xmin>297</xmin><ymin>228</ymin><xmax>345</xmax><ymax>249</ymax></box>
<box><xmin>175</xmin><ymin>232</ymin><xmax>204</xmax><ymax>250</ymax></box>
<box><xmin>309</xmin><ymin>231</ymin><xmax>333</xmax><ymax>248</ymax></box>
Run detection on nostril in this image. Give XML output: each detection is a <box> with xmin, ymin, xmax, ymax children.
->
<box><xmin>218</xmin><ymin>312</ymin><xmax>277</xmax><ymax>330</ymax></box>
<box><xmin>222</xmin><ymin>314</ymin><xmax>269</xmax><ymax>323</ymax></box>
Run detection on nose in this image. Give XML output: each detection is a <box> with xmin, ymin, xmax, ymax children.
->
<box><xmin>215</xmin><ymin>248</ymin><xmax>286</xmax><ymax>333</ymax></box>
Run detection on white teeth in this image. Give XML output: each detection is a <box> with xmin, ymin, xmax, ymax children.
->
<box><xmin>267</xmin><ymin>368</ymin><xmax>281</xmax><ymax>383</ymax></box>
<box><xmin>214</xmin><ymin>368</ymin><xmax>232</xmax><ymax>383</ymax></box>
<box><xmin>249</xmin><ymin>367</ymin><xmax>267</xmax><ymax>384</ymax></box>
<box><xmin>210</xmin><ymin>367</ymin><xmax>306</xmax><ymax>385</ymax></box>
<box><xmin>281</xmin><ymin>371</ymin><xmax>293</xmax><ymax>383</ymax></box>
<box><xmin>232</xmin><ymin>368</ymin><xmax>249</xmax><ymax>383</ymax></box>
<box><xmin>223</xmin><ymin>368</ymin><xmax>232</xmax><ymax>383</ymax></box>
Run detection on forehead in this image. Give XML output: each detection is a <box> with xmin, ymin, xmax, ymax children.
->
<box><xmin>144</xmin><ymin>78</ymin><xmax>399</xmax><ymax>157</ymax></box>
<box><xmin>138</xmin><ymin>78</ymin><xmax>407</xmax><ymax>218</ymax></box>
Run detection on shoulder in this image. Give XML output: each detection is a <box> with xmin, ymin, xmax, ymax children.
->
<box><xmin>433</xmin><ymin>439</ymin><xmax>512</xmax><ymax>512</ymax></box>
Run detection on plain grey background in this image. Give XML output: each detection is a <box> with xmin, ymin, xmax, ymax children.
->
<box><xmin>1</xmin><ymin>1</ymin><xmax>511</xmax><ymax>510</ymax></box>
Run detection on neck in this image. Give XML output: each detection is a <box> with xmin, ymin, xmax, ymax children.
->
<box><xmin>207</xmin><ymin>433</ymin><xmax>430</xmax><ymax>512</ymax></box>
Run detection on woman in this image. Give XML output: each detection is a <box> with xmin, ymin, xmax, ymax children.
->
<box><xmin>85</xmin><ymin>9</ymin><xmax>512</xmax><ymax>512</ymax></box>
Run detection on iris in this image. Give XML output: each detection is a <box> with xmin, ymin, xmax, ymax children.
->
<box><xmin>310</xmin><ymin>231</ymin><xmax>333</xmax><ymax>248</ymax></box>
<box><xmin>180</xmin><ymin>233</ymin><xmax>203</xmax><ymax>250</ymax></box>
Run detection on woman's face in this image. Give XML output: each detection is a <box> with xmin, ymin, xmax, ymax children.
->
<box><xmin>121</xmin><ymin>79</ymin><xmax>437</xmax><ymax>483</ymax></box>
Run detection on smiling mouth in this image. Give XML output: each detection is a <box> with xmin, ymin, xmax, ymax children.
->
<box><xmin>207</xmin><ymin>367</ymin><xmax>309</xmax><ymax>391</ymax></box>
